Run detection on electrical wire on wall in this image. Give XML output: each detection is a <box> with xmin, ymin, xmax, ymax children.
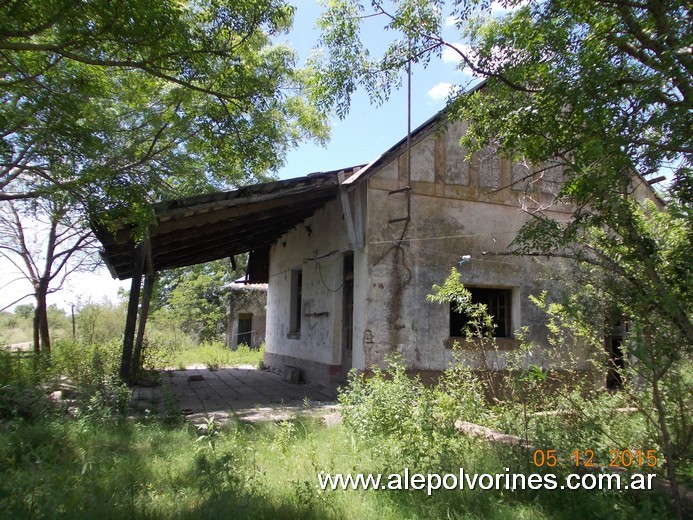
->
<box><xmin>314</xmin><ymin>254</ymin><xmax>345</xmax><ymax>293</ymax></box>
<box><xmin>265</xmin><ymin>226</ymin><xmax>537</xmax><ymax>284</ymax></box>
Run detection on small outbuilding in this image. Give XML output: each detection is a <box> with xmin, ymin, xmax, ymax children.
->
<box><xmin>226</xmin><ymin>280</ymin><xmax>267</xmax><ymax>349</ymax></box>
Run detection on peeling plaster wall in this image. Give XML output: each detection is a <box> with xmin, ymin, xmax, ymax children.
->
<box><xmin>363</xmin><ymin>121</ymin><xmax>588</xmax><ymax>373</ymax></box>
<box><xmin>264</xmin><ymin>193</ymin><xmax>366</xmax><ymax>386</ymax></box>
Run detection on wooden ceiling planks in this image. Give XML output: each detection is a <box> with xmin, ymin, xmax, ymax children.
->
<box><xmin>95</xmin><ymin>169</ymin><xmax>353</xmax><ymax>279</ymax></box>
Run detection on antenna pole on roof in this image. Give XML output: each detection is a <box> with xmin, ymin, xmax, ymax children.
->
<box><xmin>388</xmin><ymin>35</ymin><xmax>413</xmax><ymax>224</ymax></box>
<box><xmin>406</xmin><ymin>35</ymin><xmax>412</xmax><ymax>221</ymax></box>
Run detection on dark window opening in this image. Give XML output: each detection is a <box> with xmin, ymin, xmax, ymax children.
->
<box><xmin>606</xmin><ymin>337</ymin><xmax>625</xmax><ymax>390</ymax></box>
<box><xmin>606</xmin><ymin>318</ymin><xmax>627</xmax><ymax>390</ymax></box>
<box><xmin>450</xmin><ymin>287</ymin><xmax>512</xmax><ymax>338</ymax></box>
<box><xmin>289</xmin><ymin>269</ymin><xmax>302</xmax><ymax>335</ymax></box>
<box><xmin>247</xmin><ymin>246</ymin><xmax>270</xmax><ymax>283</ymax></box>
<box><xmin>237</xmin><ymin>313</ymin><xmax>253</xmax><ymax>347</ymax></box>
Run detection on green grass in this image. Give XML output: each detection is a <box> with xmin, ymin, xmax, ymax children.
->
<box><xmin>0</xmin><ymin>413</ymin><xmax>675</xmax><ymax>520</ymax></box>
<box><xmin>0</xmin><ymin>310</ymin><xmax>72</xmax><ymax>346</ymax></box>
<box><xmin>0</xmin><ymin>312</ymin><xmax>34</xmax><ymax>345</ymax></box>
<box><xmin>0</xmin><ymin>338</ymin><xmax>680</xmax><ymax>519</ymax></box>
<box><xmin>168</xmin><ymin>342</ymin><xmax>265</xmax><ymax>370</ymax></box>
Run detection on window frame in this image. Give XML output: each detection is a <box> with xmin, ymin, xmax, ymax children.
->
<box><xmin>449</xmin><ymin>286</ymin><xmax>513</xmax><ymax>339</ymax></box>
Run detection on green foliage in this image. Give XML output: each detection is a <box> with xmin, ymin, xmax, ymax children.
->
<box><xmin>0</xmin><ymin>311</ymin><xmax>32</xmax><ymax>345</ymax></box>
<box><xmin>505</xmin><ymin>290</ymin><xmax>691</xmax><ymax>489</ymax></box>
<box><xmin>141</xmin><ymin>310</ymin><xmax>197</xmax><ymax>369</ymax></box>
<box><xmin>49</xmin><ymin>339</ymin><xmax>131</xmax><ymax>423</ymax></box>
<box><xmin>196</xmin><ymin>415</ymin><xmax>223</xmax><ymax>451</ymax></box>
<box><xmin>340</xmin><ymin>355</ymin><xmax>491</xmax><ymax>474</ymax></box>
<box><xmin>272</xmin><ymin>420</ymin><xmax>298</xmax><ymax>455</ymax></box>
<box><xmin>434</xmin><ymin>353</ymin><xmax>490</xmax><ymax>426</ymax></box>
<box><xmin>428</xmin><ymin>267</ymin><xmax>497</xmax><ymax>340</ymax></box>
<box><xmin>154</xmin><ymin>259</ymin><xmax>238</xmax><ymax>343</ymax></box>
<box><xmin>337</xmin><ymin>356</ymin><xmax>675</xmax><ymax>518</ymax></box>
<box><xmin>169</xmin><ymin>342</ymin><xmax>266</xmax><ymax>371</ymax></box>
<box><xmin>51</xmin><ymin>339</ymin><xmax>121</xmax><ymax>386</ymax></box>
<box><xmin>0</xmin><ymin>340</ymin><xmax>677</xmax><ymax>520</ymax></box>
<box><xmin>1</xmin><ymin>0</ymin><xmax>328</xmax><ymax>231</ymax></box>
<box><xmin>75</xmin><ymin>300</ymin><xmax>126</xmax><ymax>346</ymax></box>
<box><xmin>2</xmin><ymin>305</ymin><xmax>70</xmax><ymax>346</ymax></box>
<box><xmin>13</xmin><ymin>305</ymin><xmax>33</xmax><ymax>320</ymax></box>
<box><xmin>315</xmin><ymin>3</ymin><xmax>691</xmax><ymax>514</ymax></box>
<box><xmin>425</xmin><ymin>266</ymin><xmax>691</xmax><ymax>491</ymax></box>
<box><xmin>456</xmin><ymin>0</ymin><xmax>690</xmax><ymax>198</ymax></box>
<box><xmin>314</xmin><ymin>1</ymin><xmax>690</xmax><ymax>200</ymax></box>
<box><xmin>340</xmin><ymin>357</ymin><xmax>424</xmax><ymax>440</ymax></box>
<box><xmin>0</xmin><ymin>349</ymin><xmax>52</xmax><ymax>421</ymax></box>
<box><xmin>75</xmin><ymin>374</ymin><xmax>132</xmax><ymax>425</ymax></box>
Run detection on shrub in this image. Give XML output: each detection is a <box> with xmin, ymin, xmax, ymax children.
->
<box><xmin>339</xmin><ymin>356</ymin><xmax>423</xmax><ymax>440</ymax></box>
<box><xmin>339</xmin><ymin>355</ymin><xmax>484</xmax><ymax>473</ymax></box>
<box><xmin>75</xmin><ymin>301</ymin><xmax>125</xmax><ymax>346</ymax></box>
<box><xmin>49</xmin><ymin>339</ymin><xmax>131</xmax><ymax>423</ymax></box>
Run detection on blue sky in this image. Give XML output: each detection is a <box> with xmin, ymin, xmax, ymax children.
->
<box><xmin>275</xmin><ymin>0</ymin><xmax>479</xmax><ymax>180</ymax></box>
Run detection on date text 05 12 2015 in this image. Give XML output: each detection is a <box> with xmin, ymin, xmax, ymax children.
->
<box><xmin>531</xmin><ymin>449</ymin><xmax>658</xmax><ymax>468</ymax></box>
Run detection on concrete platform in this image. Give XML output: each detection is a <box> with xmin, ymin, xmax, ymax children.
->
<box><xmin>131</xmin><ymin>365</ymin><xmax>339</xmax><ymax>423</ymax></box>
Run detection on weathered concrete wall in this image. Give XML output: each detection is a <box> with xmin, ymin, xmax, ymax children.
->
<box><xmin>263</xmin><ymin>119</ymin><xmax>609</xmax><ymax>386</ymax></box>
<box><xmin>264</xmin><ymin>190</ymin><xmax>367</xmax><ymax>387</ymax></box>
<box><xmin>363</xmin><ymin>121</ymin><xmax>590</xmax><ymax>374</ymax></box>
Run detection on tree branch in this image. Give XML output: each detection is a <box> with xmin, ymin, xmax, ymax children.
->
<box><xmin>0</xmin><ymin>41</ymin><xmax>243</xmax><ymax>102</ymax></box>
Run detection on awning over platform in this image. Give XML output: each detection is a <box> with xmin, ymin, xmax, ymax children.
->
<box><xmin>94</xmin><ymin>168</ymin><xmax>360</xmax><ymax>280</ymax></box>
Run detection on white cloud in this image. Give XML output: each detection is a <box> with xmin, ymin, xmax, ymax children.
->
<box><xmin>491</xmin><ymin>0</ymin><xmax>529</xmax><ymax>15</ymax></box>
<box><xmin>444</xmin><ymin>15</ymin><xmax>459</xmax><ymax>27</ymax></box>
<box><xmin>441</xmin><ymin>43</ymin><xmax>476</xmax><ymax>75</ymax></box>
<box><xmin>442</xmin><ymin>42</ymin><xmax>473</xmax><ymax>63</ymax></box>
<box><xmin>427</xmin><ymin>82</ymin><xmax>453</xmax><ymax>101</ymax></box>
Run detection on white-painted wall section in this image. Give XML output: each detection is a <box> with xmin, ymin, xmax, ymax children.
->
<box><xmin>264</xmin><ymin>192</ymin><xmax>366</xmax><ymax>386</ymax></box>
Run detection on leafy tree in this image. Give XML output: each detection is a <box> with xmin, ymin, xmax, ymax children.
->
<box><xmin>1</xmin><ymin>1</ymin><xmax>328</xmax><ymax>368</ymax></box>
<box><xmin>311</xmin><ymin>0</ymin><xmax>690</xmax><ymax>198</ymax></box>
<box><xmin>13</xmin><ymin>304</ymin><xmax>33</xmax><ymax>320</ymax></box>
<box><xmin>1</xmin><ymin>0</ymin><xmax>328</xmax><ymax>227</ymax></box>
<box><xmin>75</xmin><ymin>299</ymin><xmax>126</xmax><ymax>347</ymax></box>
<box><xmin>152</xmin><ymin>257</ymin><xmax>244</xmax><ymax>343</ymax></box>
<box><xmin>312</xmin><ymin>1</ymin><xmax>691</xmax><ymax>515</ymax></box>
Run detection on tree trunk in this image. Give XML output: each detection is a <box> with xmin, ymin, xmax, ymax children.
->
<box><xmin>132</xmin><ymin>274</ymin><xmax>155</xmax><ymax>381</ymax></box>
<box><xmin>32</xmin><ymin>308</ymin><xmax>40</xmax><ymax>357</ymax></box>
<box><xmin>652</xmin><ymin>373</ymin><xmax>684</xmax><ymax>519</ymax></box>
<box><xmin>36</xmin><ymin>277</ymin><xmax>51</xmax><ymax>358</ymax></box>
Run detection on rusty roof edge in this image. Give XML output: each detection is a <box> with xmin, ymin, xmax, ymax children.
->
<box><xmin>97</xmin><ymin>169</ymin><xmax>363</xmax><ymax>279</ymax></box>
<box><xmin>155</xmin><ymin>169</ymin><xmax>343</xmax><ymax>214</ymax></box>
<box><xmin>99</xmin><ymin>250</ymin><xmax>121</xmax><ymax>280</ymax></box>
<box><xmin>155</xmin><ymin>174</ymin><xmax>342</xmax><ymax>222</ymax></box>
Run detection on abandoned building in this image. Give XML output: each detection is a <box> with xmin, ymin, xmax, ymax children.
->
<box><xmin>96</xmin><ymin>101</ymin><xmax>659</xmax><ymax>387</ymax></box>
<box><xmin>260</xmin><ymin>116</ymin><xmax>578</xmax><ymax>387</ymax></box>
<box><xmin>226</xmin><ymin>279</ymin><xmax>267</xmax><ymax>349</ymax></box>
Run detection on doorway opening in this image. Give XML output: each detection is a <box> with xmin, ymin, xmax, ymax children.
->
<box><xmin>341</xmin><ymin>253</ymin><xmax>354</xmax><ymax>381</ymax></box>
<box><xmin>237</xmin><ymin>313</ymin><xmax>253</xmax><ymax>347</ymax></box>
